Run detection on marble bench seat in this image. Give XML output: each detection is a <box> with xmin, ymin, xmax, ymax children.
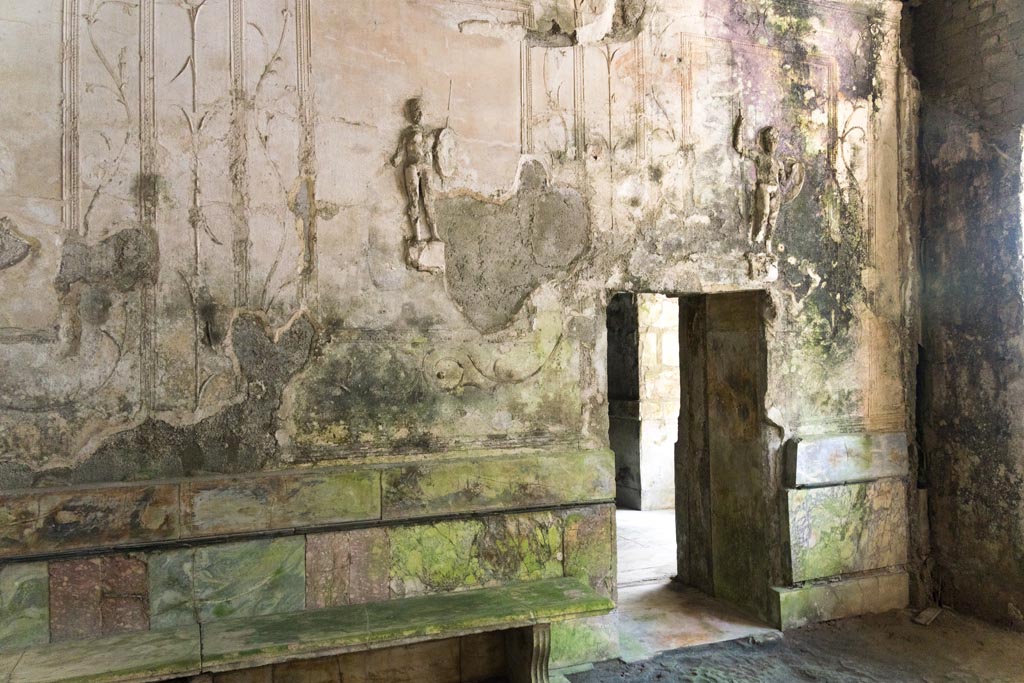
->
<box><xmin>0</xmin><ymin>577</ymin><xmax>614</xmax><ymax>683</ymax></box>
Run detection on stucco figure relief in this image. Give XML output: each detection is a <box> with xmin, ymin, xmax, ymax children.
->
<box><xmin>732</xmin><ymin>111</ymin><xmax>805</xmax><ymax>253</ymax></box>
<box><xmin>391</xmin><ymin>96</ymin><xmax>456</xmax><ymax>274</ymax></box>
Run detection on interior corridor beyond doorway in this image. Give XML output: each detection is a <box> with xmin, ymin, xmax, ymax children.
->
<box><xmin>607</xmin><ymin>292</ymin><xmax>777</xmax><ymax>663</ymax></box>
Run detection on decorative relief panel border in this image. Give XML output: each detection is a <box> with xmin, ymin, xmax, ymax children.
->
<box><xmin>62</xmin><ymin>0</ymin><xmax>82</xmax><ymax>240</ymax></box>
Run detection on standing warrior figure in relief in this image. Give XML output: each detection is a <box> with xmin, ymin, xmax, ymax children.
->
<box><xmin>732</xmin><ymin>110</ymin><xmax>805</xmax><ymax>252</ymax></box>
<box><xmin>391</xmin><ymin>96</ymin><xmax>456</xmax><ymax>245</ymax></box>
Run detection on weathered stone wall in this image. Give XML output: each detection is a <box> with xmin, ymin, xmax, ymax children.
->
<box><xmin>915</xmin><ymin>0</ymin><xmax>1024</xmax><ymax>629</ymax></box>
<box><xmin>635</xmin><ymin>294</ymin><xmax>680</xmax><ymax>511</ymax></box>
<box><xmin>608</xmin><ymin>293</ymin><xmax>678</xmax><ymax>511</ymax></box>
<box><xmin>0</xmin><ymin>0</ymin><xmax>917</xmax><ymax>670</ymax></box>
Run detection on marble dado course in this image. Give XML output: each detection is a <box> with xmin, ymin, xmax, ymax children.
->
<box><xmin>0</xmin><ymin>449</ymin><xmax>614</xmax><ymax>561</ymax></box>
<box><xmin>786</xmin><ymin>478</ymin><xmax>909</xmax><ymax>583</ymax></box>
<box><xmin>780</xmin><ymin>432</ymin><xmax>910</xmax><ymax>588</ymax></box>
<box><xmin>0</xmin><ymin>505</ymin><xmax>616</xmax><ymax>664</ymax></box>
<box><xmin>784</xmin><ymin>433</ymin><xmax>909</xmax><ymax>487</ymax></box>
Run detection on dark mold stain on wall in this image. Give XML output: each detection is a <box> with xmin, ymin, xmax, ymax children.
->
<box><xmin>914</xmin><ymin>0</ymin><xmax>1024</xmax><ymax>630</ymax></box>
<box><xmin>34</xmin><ymin>312</ymin><xmax>315</xmax><ymax>487</ymax></box>
<box><xmin>919</xmin><ymin>115</ymin><xmax>1024</xmax><ymax>628</ymax></box>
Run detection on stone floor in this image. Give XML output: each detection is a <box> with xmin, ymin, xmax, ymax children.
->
<box><xmin>616</xmin><ymin>509</ymin><xmax>678</xmax><ymax>587</ymax></box>
<box><xmin>570</xmin><ymin>608</ymin><xmax>1024</xmax><ymax>683</ymax></box>
<box><xmin>613</xmin><ymin>509</ymin><xmax>776</xmax><ymax>662</ymax></box>
<box><xmin>615</xmin><ymin>582</ymin><xmax>779</xmax><ymax>663</ymax></box>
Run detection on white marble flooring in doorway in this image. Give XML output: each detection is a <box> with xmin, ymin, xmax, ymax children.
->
<box><xmin>614</xmin><ymin>509</ymin><xmax>778</xmax><ymax>663</ymax></box>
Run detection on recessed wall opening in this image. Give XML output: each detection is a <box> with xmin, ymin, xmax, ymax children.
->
<box><xmin>607</xmin><ymin>291</ymin><xmax>777</xmax><ymax>659</ymax></box>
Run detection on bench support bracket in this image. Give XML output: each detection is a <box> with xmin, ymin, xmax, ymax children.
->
<box><xmin>505</xmin><ymin>623</ymin><xmax>551</xmax><ymax>683</ymax></box>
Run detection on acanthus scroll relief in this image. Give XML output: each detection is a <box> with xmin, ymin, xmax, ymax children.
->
<box><xmin>732</xmin><ymin>109</ymin><xmax>805</xmax><ymax>281</ymax></box>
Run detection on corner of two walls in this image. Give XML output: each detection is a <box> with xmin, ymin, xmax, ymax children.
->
<box><xmin>913</xmin><ymin>0</ymin><xmax>1024</xmax><ymax>630</ymax></box>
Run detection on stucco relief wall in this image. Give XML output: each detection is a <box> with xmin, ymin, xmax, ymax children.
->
<box><xmin>0</xmin><ymin>0</ymin><xmax>916</xmax><ymax>666</ymax></box>
<box><xmin>1</xmin><ymin>0</ymin><xmax>911</xmax><ymax>483</ymax></box>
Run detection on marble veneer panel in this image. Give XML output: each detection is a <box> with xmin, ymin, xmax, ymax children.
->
<box><xmin>305</xmin><ymin>528</ymin><xmax>390</xmax><ymax>609</ymax></box>
<box><xmin>49</xmin><ymin>555</ymin><xmax>149</xmax><ymax>642</ymax></box>
<box><xmin>785</xmin><ymin>433</ymin><xmax>909</xmax><ymax>487</ymax></box>
<box><xmin>381</xmin><ymin>449</ymin><xmax>615</xmax><ymax>519</ymax></box>
<box><xmin>560</xmin><ymin>504</ymin><xmax>615</xmax><ymax>599</ymax></box>
<box><xmin>388</xmin><ymin>511</ymin><xmax>564</xmax><ymax>598</ymax></box>
<box><xmin>149</xmin><ymin>549</ymin><xmax>198</xmax><ymax>630</ymax></box>
<box><xmin>150</xmin><ymin>537</ymin><xmax>306</xmax><ymax>626</ymax></box>
<box><xmin>787</xmin><ymin>479</ymin><xmax>908</xmax><ymax>583</ymax></box>
<box><xmin>0</xmin><ymin>485</ymin><xmax>179</xmax><ymax>558</ymax></box>
<box><xmin>1</xmin><ymin>450</ymin><xmax>613</xmax><ymax>561</ymax></box>
<box><xmin>0</xmin><ymin>562</ymin><xmax>49</xmax><ymax>650</ymax></box>
<box><xmin>181</xmin><ymin>469</ymin><xmax>381</xmax><ymax>537</ymax></box>
<box><xmin>48</xmin><ymin>558</ymin><xmax>101</xmax><ymax>642</ymax></box>
<box><xmin>773</xmin><ymin>571</ymin><xmax>910</xmax><ymax>629</ymax></box>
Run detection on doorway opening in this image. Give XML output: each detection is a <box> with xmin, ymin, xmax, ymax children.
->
<box><xmin>606</xmin><ymin>291</ymin><xmax>777</xmax><ymax>660</ymax></box>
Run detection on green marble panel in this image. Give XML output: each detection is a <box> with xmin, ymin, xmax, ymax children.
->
<box><xmin>477</xmin><ymin>512</ymin><xmax>564</xmax><ymax>583</ymax></box>
<box><xmin>773</xmin><ymin>571</ymin><xmax>909</xmax><ymax>629</ymax></box>
<box><xmin>148</xmin><ymin>549</ymin><xmax>197</xmax><ymax>629</ymax></box>
<box><xmin>194</xmin><ymin>537</ymin><xmax>306</xmax><ymax>623</ymax></box>
<box><xmin>4</xmin><ymin>625</ymin><xmax>200</xmax><ymax>683</ymax></box>
<box><xmin>182</xmin><ymin>469</ymin><xmax>380</xmax><ymax>537</ymax></box>
<box><xmin>389</xmin><ymin>520</ymin><xmax>487</xmax><ymax>597</ymax></box>
<box><xmin>788</xmin><ymin>479</ymin><xmax>908</xmax><ymax>582</ymax></box>
<box><xmin>0</xmin><ymin>563</ymin><xmax>49</xmax><ymax>650</ymax></box>
<box><xmin>785</xmin><ymin>433</ymin><xmax>908</xmax><ymax>487</ymax></box>
<box><xmin>202</xmin><ymin>577</ymin><xmax>613</xmax><ymax>672</ymax></box>
<box><xmin>389</xmin><ymin>512</ymin><xmax>564</xmax><ymax>598</ymax></box>
<box><xmin>382</xmin><ymin>450</ymin><xmax>614</xmax><ymax>519</ymax></box>
<box><xmin>550</xmin><ymin>614</ymin><xmax>619</xmax><ymax>669</ymax></box>
<box><xmin>560</xmin><ymin>505</ymin><xmax>615</xmax><ymax>599</ymax></box>
<box><xmin>272</xmin><ymin>470</ymin><xmax>381</xmax><ymax>528</ymax></box>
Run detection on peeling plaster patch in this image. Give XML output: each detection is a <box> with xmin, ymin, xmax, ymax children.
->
<box><xmin>574</xmin><ymin>0</ymin><xmax>616</xmax><ymax>45</ymax></box>
<box><xmin>439</xmin><ymin>161</ymin><xmax>590</xmax><ymax>333</ymax></box>
<box><xmin>0</xmin><ymin>217</ymin><xmax>35</xmax><ymax>271</ymax></box>
<box><xmin>528</xmin><ymin>0</ymin><xmax>646</xmax><ymax>46</ymax></box>
<box><xmin>459</xmin><ymin>19</ymin><xmax>527</xmax><ymax>42</ymax></box>
<box><xmin>55</xmin><ymin>228</ymin><xmax>159</xmax><ymax>295</ymax></box>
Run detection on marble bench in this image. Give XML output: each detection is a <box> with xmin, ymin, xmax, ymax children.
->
<box><xmin>0</xmin><ymin>577</ymin><xmax>614</xmax><ymax>683</ymax></box>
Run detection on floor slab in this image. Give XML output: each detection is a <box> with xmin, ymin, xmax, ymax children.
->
<box><xmin>615</xmin><ymin>581</ymin><xmax>778</xmax><ymax>662</ymax></box>
<box><xmin>614</xmin><ymin>508</ymin><xmax>777</xmax><ymax>661</ymax></box>
<box><xmin>572</xmin><ymin>609</ymin><xmax>1024</xmax><ymax>683</ymax></box>
<box><xmin>616</xmin><ymin>509</ymin><xmax>676</xmax><ymax>587</ymax></box>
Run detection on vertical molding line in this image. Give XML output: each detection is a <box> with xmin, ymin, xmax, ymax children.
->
<box><xmin>573</xmin><ymin>45</ymin><xmax>586</xmax><ymax>159</ymax></box>
<box><xmin>519</xmin><ymin>3</ymin><xmax>534</xmax><ymax>155</ymax></box>
<box><xmin>62</xmin><ymin>0</ymin><xmax>81</xmax><ymax>238</ymax></box>
<box><xmin>521</xmin><ymin>42</ymin><xmax>533</xmax><ymax>155</ymax></box>
<box><xmin>679</xmin><ymin>35</ymin><xmax>693</xmax><ymax>146</ymax></box>
<box><xmin>229</xmin><ymin>0</ymin><xmax>250</xmax><ymax>308</ymax></box>
<box><xmin>295</xmin><ymin>0</ymin><xmax>318</xmax><ymax>312</ymax></box>
<box><xmin>633</xmin><ymin>31</ymin><xmax>646</xmax><ymax>167</ymax></box>
<box><xmin>139</xmin><ymin>0</ymin><xmax>158</xmax><ymax>410</ymax></box>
